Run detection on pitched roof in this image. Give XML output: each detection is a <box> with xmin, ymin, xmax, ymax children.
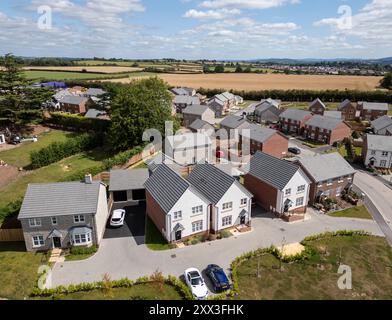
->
<box><xmin>221</xmin><ymin>91</ymin><xmax>235</xmax><ymax>100</ymax></box>
<box><xmin>189</xmin><ymin>119</ymin><xmax>214</xmax><ymax>131</ymax></box>
<box><xmin>171</xmin><ymin>87</ymin><xmax>195</xmax><ymax>96</ymax></box>
<box><xmin>338</xmin><ymin>99</ymin><xmax>352</xmax><ymax>110</ymax></box>
<box><xmin>85</xmin><ymin>108</ymin><xmax>106</xmax><ymax>118</ymax></box>
<box><xmin>18</xmin><ymin>181</ymin><xmax>103</xmax><ymax>219</ymax></box>
<box><xmin>144</xmin><ymin>164</ymin><xmax>190</xmax><ymax>213</ymax></box>
<box><xmin>220</xmin><ymin>115</ymin><xmax>248</xmax><ymax>129</ymax></box>
<box><xmin>208</xmin><ymin>97</ymin><xmax>225</xmax><ymax>106</ymax></box>
<box><xmin>247</xmin><ymin>151</ymin><xmax>300</xmax><ymax>190</ymax></box>
<box><xmin>240</xmin><ymin>124</ymin><xmax>281</xmax><ymax>143</ymax></box>
<box><xmin>298</xmin><ymin>153</ymin><xmax>356</xmax><ymax>182</ymax></box>
<box><xmin>86</xmin><ymin>88</ymin><xmax>106</xmax><ymax>96</ymax></box>
<box><xmin>183</xmin><ymin>104</ymin><xmax>212</xmax><ymax>116</ymax></box>
<box><xmin>59</xmin><ymin>95</ymin><xmax>89</xmax><ymax>105</ymax></box>
<box><xmin>234</xmin><ymin>102</ymin><xmax>258</xmax><ymax>116</ymax></box>
<box><xmin>173</xmin><ymin>95</ymin><xmax>200</xmax><ymax>105</ymax></box>
<box><xmin>279</xmin><ymin>109</ymin><xmax>312</xmax><ymax>122</ymax></box>
<box><xmin>324</xmin><ymin>111</ymin><xmax>342</xmax><ymax>119</ymax></box>
<box><xmin>187</xmin><ymin>163</ymin><xmax>252</xmax><ymax>204</ymax></box>
<box><xmin>371</xmin><ymin>115</ymin><xmax>392</xmax><ymax>131</ymax></box>
<box><xmin>165</xmin><ymin>132</ymin><xmax>212</xmax><ymax>151</ymax></box>
<box><xmin>309</xmin><ymin>98</ymin><xmax>326</xmax><ymax>110</ymax></box>
<box><xmin>260</xmin><ymin>98</ymin><xmax>281</xmax><ymax>108</ymax></box>
<box><xmin>359</xmin><ymin>102</ymin><xmax>389</xmax><ymax>111</ymax></box>
<box><xmin>109</xmin><ymin>169</ymin><xmax>149</xmax><ymax>191</ymax></box>
<box><xmin>305</xmin><ymin>115</ymin><xmax>345</xmax><ymax>130</ymax></box>
<box><xmin>366</xmin><ymin>134</ymin><xmax>392</xmax><ymax>151</ymax></box>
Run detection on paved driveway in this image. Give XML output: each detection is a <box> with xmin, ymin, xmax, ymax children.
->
<box><xmin>51</xmin><ymin>207</ymin><xmax>382</xmax><ymax>288</ymax></box>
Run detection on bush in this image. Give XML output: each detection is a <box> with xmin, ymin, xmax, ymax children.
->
<box><xmin>218</xmin><ymin>230</ymin><xmax>232</xmax><ymax>239</ymax></box>
<box><xmin>30</xmin><ymin>133</ymin><xmax>103</xmax><ymax>169</ymax></box>
<box><xmin>70</xmin><ymin>245</ymin><xmax>98</xmax><ymax>256</ymax></box>
<box><xmin>46</xmin><ymin>113</ymin><xmax>111</xmax><ymax>133</ymax></box>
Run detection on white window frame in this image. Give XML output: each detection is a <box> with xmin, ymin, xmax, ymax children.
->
<box><xmin>191</xmin><ymin>205</ymin><xmax>203</xmax><ymax>215</ymax></box>
<box><xmin>380</xmin><ymin>160</ymin><xmax>387</xmax><ymax>167</ymax></box>
<box><xmin>240</xmin><ymin>198</ymin><xmax>247</xmax><ymax>206</ymax></box>
<box><xmin>336</xmin><ymin>187</ymin><xmax>343</xmax><ymax>197</ymax></box>
<box><xmin>191</xmin><ymin>220</ymin><xmax>203</xmax><ymax>233</ymax></box>
<box><xmin>296</xmin><ymin>197</ymin><xmax>304</xmax><ymax>207</ymax></box>
<box><xmin>29</xmin><ymin>218</ymin><xmax>42</xmax><ymax>228</ymax></box>
<box><xmin>285</xmin><ymin>188</ymin><xmax>291</xmax><ymax>196</ymax></box>
<box><xmin>32</xmin><ymin>235</ymin><xmax>45</xmax><ymax>248</ymax></box>
<box><xmin>222</xmin><ymin>216</ymin><xmax>232</xmax><ymax>227</ymax></box>
<box><xmin>173</xmin><ymin>211</ymin><xmax>182</xmax><ymax>220</ymax></box>
<box><xmin>382</xmin><ymin>151</ymin><xmax>389</xmax><ymax>157</ymax></box>
<box><xmin>73</xmin><ymin>215</ymin><xmax>85</xmax><ymax>223</ymax></box>
<box><xmin>51</xmin><ymin>217</ymin><xmax>58</xmax><ymax>226</ymax></box>
<box><xmin>297</xmin><ymin>185</ymin><xmax>306</xmax><ymax>194</ymax></box>
<box><xmin>72</xmin><ymin>232</ymin><xmax>92</xmax><ymax>246</ymax></box>
<box><xmin>222</xmin><ymin>202</ymin><xmax>233</xmax><ymax>211</ymax></box>
<box><xmin>327</xmin><ymin>179</ymin><xmax>333</xmax><ymax>186</ymax></box>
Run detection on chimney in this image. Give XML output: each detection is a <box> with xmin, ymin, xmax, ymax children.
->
<box><xmin>84</xmin><ymin>174</ymin><xmax>93</xmax><ymax>184</ymax></box>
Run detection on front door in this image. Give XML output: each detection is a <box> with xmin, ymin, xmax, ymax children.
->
<box><xmin>240</xmin><ymin>215</ymin><xmax>246</xmax><ymax>225</ymax></box>
<box><xmin>175</xmin><ymin>230</ymin><xmax>182</xmax><ymax>241</ymax></box>
<box><xmin>52</xmin><ymin>237</ymin><xmax>61</xmax><ymax>248</ymax></box>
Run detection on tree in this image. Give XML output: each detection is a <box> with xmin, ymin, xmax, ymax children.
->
<box><xmin>109</xmin><ymin>77</ymin><xmax>174</xmax><ymax>150</ymax></box>
<box><xmin>214</xmin><ymin>65</ymin><xmax>225</xmax><ymax>73</ymax></box>
<box><xmin>380</xmin><ymin>72</ymin><xmax>392</xmax><ymax>90</ymax></box>
<box><xmin>235</xmin><ymin>65</ymin><xmax>243</xmax><ymax>73</ymax></box>
<box><xmin>203</xmin><ymin>65</ymin><xmax>211</xmax><ymax>73</ymax></box>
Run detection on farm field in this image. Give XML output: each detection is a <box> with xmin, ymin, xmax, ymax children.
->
<box><xmin>24</xmin><ymin>66</ymin><xmax>143</xmax><ymax>73</ymax></box>
<box><xmin>106</xmin><ymin>73</ymin><xmax>383</xmax><ymax>91</ymax></box>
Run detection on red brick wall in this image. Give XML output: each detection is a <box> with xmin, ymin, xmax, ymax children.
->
<box><xmin>244</xmin><ymin>174</ymin><xmax>278</xmax><ymax>211</ymax></box>
<box><xmin>259</xmin><ymin>133</ymin><xmax>289</xmax><ymax>159</ymax></box>
<box><xmin>146</xmin><ymin>191</ymin><xmax>167</xmax><ymax>237</ymax></box>
<box><xmin>330</xmin><ymin>122</ymin><xmax>351</xmax><ymax>145</ymax></box>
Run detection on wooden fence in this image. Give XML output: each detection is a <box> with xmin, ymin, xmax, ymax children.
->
<box><xmin>0</xmin><ymin>228</ymin><xmax>24</xmax><ymax>242</ymax></box>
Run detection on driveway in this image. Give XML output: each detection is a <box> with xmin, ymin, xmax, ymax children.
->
<box><xmin>104</xmin><ymin>204</ymin><xmax>146</xmax><ymax>246</ymax></box>
<box><xmin>51</xmin><ymin>207</ymin><xmax>382</xmax><ymax>288</ymax></box>
<box><xmin>288</xmin><ymin>138</ymin><xmax>316</xmax><ymax>159</ymax></box>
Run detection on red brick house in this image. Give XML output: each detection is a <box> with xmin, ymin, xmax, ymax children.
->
<box><xmin>357</xmin><ymin>102</ymin><xmax>388</xmax><ymax>121</ymax></box>
<box><xmin>338</xmin><ymin>99</ymin><xmax>357</xmax><ymax>121</ymax></box>
<box><xmin>239</xmin><ymin>124</ymin><xmax>288</xmax><ymax>159</ymax></box>
<box><xmin>244</xmin><ymin>152</ymin><xmax>311</xmax><ymax>222</ymax></box>
<box><xmin>303</xmin><ymin>115</ymin><xmax>352</xmax><ymax>145</ymax></box>
<box><xmin>298</xmin><ymin>153</ymin><xmax>356</xmax><ymax>205</ymax></box>
<box><xmin>58</xmin><ymin>96</ymin><xmax>92</xmax><ymax>114</ymax></box>
<box><xmin>279</xmin><ymin>109</ymin><xmax>313</xmax><ymax>135</ymax></box>
<box><xmin>308</xmin><ymin>98</ymin><xmax>326</xmax><ymax>115</ymax></box>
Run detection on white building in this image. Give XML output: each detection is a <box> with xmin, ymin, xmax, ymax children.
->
<box><xmin>363</xmin><ymin>134</ymin><xmax>392</xmax><ymax>168</ymax></box>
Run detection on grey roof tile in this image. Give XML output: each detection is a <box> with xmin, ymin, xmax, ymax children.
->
<box><xmin>220</xmin><ymin>115</ymin><xmax>249</xmax><ymax>129</ymax></box>
<box><xmin>359</xmin><ymin>102</ymin><xmax>389</xmax><ymax>111</ymax></box>
<box><xmin>240</xmin><ymin>124</ymin><xmax>280</xmax><ymax>143</ymax></box>
<box><xmin>371</xmin><ymin>115</ymin><xmax>392</xmax><ymax>131</ymax></box>
<box><xmin>279</xmin><ymin>109</ymin><xmax>312</xmax><ymax>121</ymax></box>
<box><xmin>189</xmin><ymin>119</ymin><xmax>213</xmax><ymax>131</ymax></box>
<box><xmin>309</xmin><ymin>98</ymin><xmax>326</xmax><ymax>109</ymax></box>
<box><xmin>324</xmin><ymin>111</ymin><xmax>342</xmax><ymax>119</ymax></box>
<box><xmin>366</xmin><ymin>134</ymin><xmax>392</xmax><ymax>151</ymax></box>
<box><xmin>183</xmin><ymin>104</ymin><xmax>211</xmax><ymax>116</ymax></box>
<box><xmin>109</xmin><ymin>169</ymin><xmax>149</xmax><ymax>191</ymax></box>
<box><xmin>305</xmin><ymin>115</ymin><xmax>344</xmax><ymax>130</ymax></box>
<box><xmin>59</xmin><ymin>95</ymin><xmax>88</xmax><ymax>105</ymax></box>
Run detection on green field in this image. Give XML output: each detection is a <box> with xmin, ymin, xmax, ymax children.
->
<box><xmin>237</xmin><ymin>235</ymin><xmax>392</xmax><ymax>300</ymax></box>
<box><xmin>24</xmin><ymin>70</ymin><xmax>153</xmax><ymax>81</ymax></box>
<box><xmin>329</xmin><ymin>206</ymin><xmax>373</xmax><ymax>220</ymax></box>
<box><xmin>0</xmin><ymin>242</ymin><xmax>47</xmax><ymax>299</ymax></box>
<box><xmin>0</xmin><ymin>130</ymin><xmax>76</xmax><ymax>168</ymax></box>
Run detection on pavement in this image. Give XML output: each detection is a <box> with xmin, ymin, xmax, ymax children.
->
<box><xmin>51</xmin><ymin>207</ymin><xmax>382</xmax><ymax>288</ymax></box>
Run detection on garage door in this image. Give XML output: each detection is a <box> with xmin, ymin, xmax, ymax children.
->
<box><xmin>113</xmin><ymin>191</ymin><xmax>127</xmax><ymax>202</ymax></box>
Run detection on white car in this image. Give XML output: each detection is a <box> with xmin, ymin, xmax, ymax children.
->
<box><xmin>184</xmin><ymin>268</ymin><xmax>209</xmax><ymax>300</ymax></box>
<box><xmin>110</xmin><ymin>209</ymin><xmax>125</xmax><ymax>227</ymax></box>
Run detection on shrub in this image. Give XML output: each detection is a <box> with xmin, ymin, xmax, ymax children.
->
<box><xmin>69</xmin><ymin>245</ymin><xmax>98</xmax><ymax>256</ymax></box>
<box><xmin>218</xmin><ymin>230</ymin><xmax>232</xmax><ymax>239</ymax></box>
<box><xmin>46</xmin><ymin>112</ymin><xmax>111</xmax><ymax>133</ymax></box>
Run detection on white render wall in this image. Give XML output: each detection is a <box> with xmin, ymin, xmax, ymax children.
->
<box><xmin>364</xmin><ymin>149</ymin><xmax>392</xmax><ymax>168</ymax></box>
<box><xmin>166</xmin><ymin>189</ymin><xmax>210</xmax><ymax>242</ymax></box>
<box><xmin>94</xmin><ymin>184</ymin><xmax>110</xmax><ymax>244</ymax></box>
<box><xmin>277</xmin><ymin>170</ymin><xmax>310</xmax><ymax>213</ymax></box>
<box><xmin>214</xmin><ymin>183</ymin><xmax>252</xmax><ymax>231</ymax></box>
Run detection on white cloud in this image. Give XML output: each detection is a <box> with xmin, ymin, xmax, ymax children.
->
<box><xmin>200</xmin><ymin>0</ymin><xmax>300</xmax><ymax>10</ymax></box>
<box><xmin>184</xmin><ymin>8</ymin><xmax>241</xmax><ymax>19</ymax></box>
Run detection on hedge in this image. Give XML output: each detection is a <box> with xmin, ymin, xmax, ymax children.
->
<box><xmin>30</xmin><ymin>274</ymin><xmax>193</xmax><ymax>300</ymax></box>
<box><xmin>70</xmin><ymin>245</ymin><xmax>98</xmax><ymax>256</ymax></box>
<box><xmin>30</xmin><ymin>133</ymin><xmax>103</xmax><ymax>169</ymax></box>
<box><xmin>197</xmin><ymin>88</ymin><xmax>392</xmax><ymax>103</ymax></box>
<box><xmin>45</xmin><ymin>112</ymin><xmax>111</xmax><ymax>132</ymax></box>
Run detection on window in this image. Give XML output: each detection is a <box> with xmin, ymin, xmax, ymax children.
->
<box><xmin>51</xmin><ymin>217</ymin><xmax>58</xmax><ymax>225</ymax></box>
<box><xmin>29</xmin><ymin>218</ymin><xmax>41</xmax><ymax>228</ymax></box>
<box><xmin>338</xmin><ymin>177</ymin><xmax>344</xmax><ymax>183</ymax></box>
<box><xmin>318</xmin><ymin>181</ymin><xmax>324</xmax><ymax>187</ymax></box>
<box><xmin>297</xmin><ymin>185</ymin><xmax>306</xmax><ymax>193</ymax></box>
<box><xmin>222</xmin><ymin>202</ymin><xmax>233</xmax><ymax>211</ymax></box>
<box><xmin>73</xmin><ymin>215</ymin><xmax>85</xmax><ymax>223</ymax></box>
<box><xmin>382</xmin><ymin>151</ymin><xmax>389</xmax><ymax>157</ymax></box>
<box><xmin>380</xmin><ymin>160</ymin><xmax>387</xmax><ymax>167</ymax></box>
<box><xmin>327</xmin><ymin>179</ymin><xmax>333</xmax><ymax>186</ymax></box>
<box><xmin>32</xmin><ymin>235</ymin><xmax>44</xmax><ymax>248</ymax></box>
<box><xmin>222</xmin><ymin>216</ymin><xmax>232</xmax><ymax>227</ymax></box>
<box><xmin>192</xmin><ymin>205</ymin><xmax>203</xmax><ymax>215</ymax></box>
<box><xmin>285</xmin><ymin>188</ymin><xmax>291</xmax><ymax>196</ymax></box>
<box><xmin>192</xmin><ymin>220</ymin><xmax>203</xmax><ymax>233</ymax></box>
<box><xmin>73</xmin><ymin>233</ymin><xmax>92</xmax><ymax>245</ymax></box>
<box><xmin>240</xmin><ymin>198</ymin><xmax>247</xmax><ymax>206</ymax></box>
<box><xmin>296</xmin><ymin>197</ymin><xmax>304</xmax><ymax>207</ymax></box>
<box><xmin>173</xmin><ymin>211</ymin><xmax>182</xmax><ymax>220</ymax></box>
<box><xmin>371</xmin><ymin>150</ymin><xmax>376</xmax><ymax>155</ymax></box>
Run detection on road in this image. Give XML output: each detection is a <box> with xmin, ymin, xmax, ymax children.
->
<box><xmin>50</xmin><ymin>209</ymin><xmax>382</xmax><ymax>288</ymax></box>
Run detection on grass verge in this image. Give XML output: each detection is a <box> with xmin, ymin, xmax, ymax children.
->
<box><xmin>145</xmin><ymin>216</ymin><xmax>171</xmax><ymax>251</ymax></box>
<box><xmin>328</xmin><ymin>206</ymin><xmax>373</xmax><ymax>220</ymax></box>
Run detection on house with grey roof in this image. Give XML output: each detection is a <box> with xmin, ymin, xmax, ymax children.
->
<box><xmin>358</xmin><ymin>101</ymin><xmax>389</xmax><ymax>121</ymax></box>
<box><xmin>173</xmin><ymin>95</ymin><xmax>200</xmax><ymax>113</ymax></box>
<box><xmin>208</xmin><ymin>91</ymin><xmax>240</xmax><ymax>117</ymax></box>
<box><xmin>188</xmin><ymin>119</ymin><xmax>215</xmax><ymax>135</ymax></box>
<box><xmin>279</xmin><ymin>109</ymin><xmax>313</xmax><ymax>135</ymax></box>
<box><xmin>18</xmin><ymin>175</ymin><xmax>109</xmax><ymax>252</ymax></box>
<box><xmin>254</xmin><ymin>100</ymin><xmax>282</xmax><ymax>124</ymax></box>
<box><xmin>84</xmin><ymin>108</ymin><xmax>108</xmax><ymax>119</ymax></box>
<box><xmin>363</xmin><ymin>134</ymin><xmax>392</xmax><ymax>168</ymax></box>
<box><xmin>109</xmin><ymin>169</ymin><xmax>149</xmax><ymax>206</ymax></box>
<box><xmin>145</xmin><ymin>164</ymin><xmax>211</xmax><ymax>242</ymax></box>
<box><xmin>239</xmin><ymin>124</ymin><xmax>289</xmax><ymax>159</ymax></box>
<box><xmin>58</xmin><ymin>95</ymin><xmax>93</xmax><ymax>114</ymax></box>
<box><xmin>324</xmin><ymin>111</ymin><xmax>342</xmax><ymax>119</ymax></box>
<box><xmin>170</xmin><ymin>87</ymin><xmax>196</xmax><ymax>96</ymax></box>
<box><xmin>244</xmin><ymin>151</ymin><xmax>311</xmax><ymax>222</ymax></box>
<box><xmin>338</xmin><ymin>99</ymin><xmax>357</xmax><ymax>121</ymax></box>
<box><xmin>84</xmin><ymin>88</ymin><xmax>106</xmax><ymax>98</ymax></box>
<box><xmin>298</xmin><ymin>153</ymin><xmax>356</xmax><ymax>204</ymax></box>
<box><xmin>371</xmin><ymin>115</ymin><xmax>392</xmax><ymax>135</ymax></box>
<box><xmin>304</xmin><ymin>115</ymin><xmax>351</xmax><ymax>145</ymax></box>
<box><xmin>187</xmin><ymin>163</ymin><xmax>253</xmax><ymax>233</ymax></box>
<box><xmin>219</xmin><ymin>115</ymin><xmax>250</xmax><ymax>140</ymax></box>
<box><xmin>308</xmin><ymin>98</ymin><xmax>326</xmax><ymax>115</ymax></box>
<box><xmin>182</xmin><ymin>104</ymin><xmax>215</xmax><ymax>127</ymax></box>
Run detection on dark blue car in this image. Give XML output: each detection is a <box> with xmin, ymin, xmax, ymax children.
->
<box><xmin>205</xmin><ymin>264</ymin><xmax>231</xmax><ymax>292</ymax></box>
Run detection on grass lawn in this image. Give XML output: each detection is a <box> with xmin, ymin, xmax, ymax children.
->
<box><xmin>37</xmin><ymin>283</ymin><xmax>183</xmax><ymax>300</ymax></box>
<box><xmin>236</xmin><ymin>235</ymin><xmax>392</xmax><ymax>300</ymax></box>
<box><xmin>0</xmin><ymin>149</ymin><xmax>107</xmax><ymax>221</ymax></box>
<box><xmin>303</xmin><ymin>141</ymin><xmax>328</xmax><ymax>149</ymax></box>
<box><xmin>145</xmin><ymin>216</ymin><xmax>171</xmax><ymax>251</ymax></box>
<box><xmin>0</xmin><ymin>130</ymin><xmax>77</xmax><ymax>168</ymax></box>
<box><xmin>329</xmin><ymin>206</ymin><xmax>373</xmax><ymax>220</ymax></box>
<box><xmin>0</xmin><ymin>242</ymin><xmax>47</xmax><ymax>299</ymax></box>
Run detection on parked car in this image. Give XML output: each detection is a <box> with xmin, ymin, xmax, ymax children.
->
<box><xmin>288</xmin><ymin>147</ymin><xmax>301</xmax><ymax>155</ymax></box>
<box><xmin>110</xmin><ymin>209</ymin><xmax>125</xmax><ymax>227</ymax></box>
<box><xmin>10</xmin><ymin>135</ymin><xmax>21</xmax><ymax>145</ymax></box>
<box><xmin>205</xmin><ymin>264</ymin><xmax>231</xmax><ymax>293</ymax></box>
<box><xmin>184</xmin><ymin>268</ymin><xmax>208</xmax><ymax>300</ymax></box>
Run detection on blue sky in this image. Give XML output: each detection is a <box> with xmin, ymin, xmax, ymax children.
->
<box><xmin>0</xmin><ymin>0</ymin><xmax>391</xmax><ymax>59</ymax></box>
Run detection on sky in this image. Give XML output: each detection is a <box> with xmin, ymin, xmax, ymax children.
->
<box><xmin>0</xmin><ymin>0</ymin><xmax>391</xmax><ymax>60</ymax></box>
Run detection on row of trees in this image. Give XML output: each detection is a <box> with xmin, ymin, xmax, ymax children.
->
<box><xmin>380</xmin><ymin>72</ymin><xmax>392</xmax><ymax>90</ymax></box>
